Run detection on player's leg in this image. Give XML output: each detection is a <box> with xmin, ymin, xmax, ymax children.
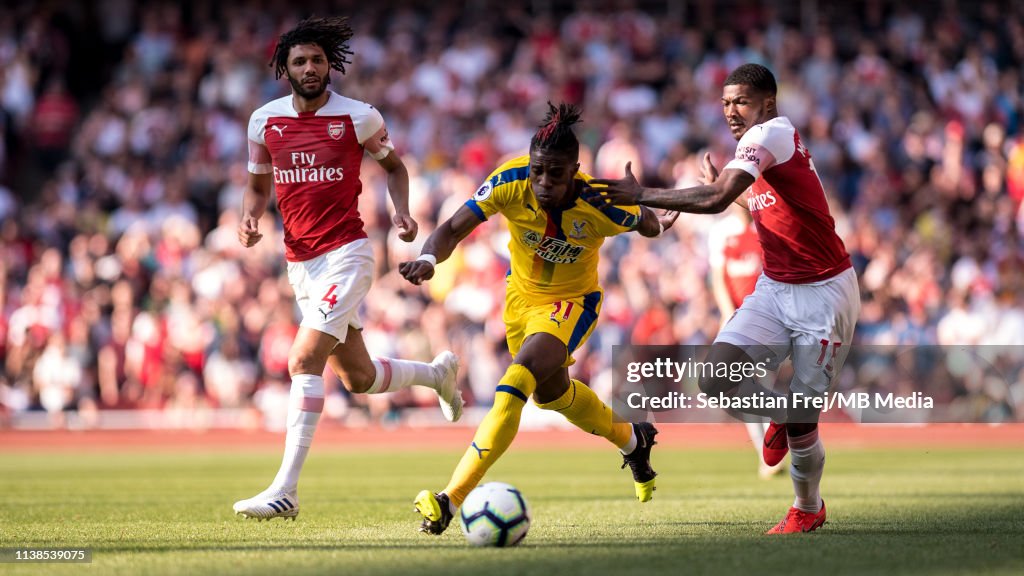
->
<box><xmin>701</xmin><ymin>341</ymin><xmax>792</xmax><ymax>468</ymax></box>
<box><xmin>233</xmin><ymin>326</ymin><xmax>336</xmax><ymax>520</ymax></box>
<box><xmin>705</xmin><ymin>277</ymin><xmax>790</xmax><ymax>402</ymax></box>
<box><xmin>781</xmin><ymin>347</ymin><xmax>835</xmax><ymax>523</ymax></box>
<box><xmin>318</xmin><ymin>239</ymin><xmax>463</xmax><ymax>421</ymax></box>
<box><xmin>528</xmin><ymin>291</ymin><xmax>632</xmax><ymax>452</ymax></box>
<box><xmin>234</xmin><ymin>251</ymin><xmax>344</xmax><ymax>521</ymax></box>
<box><xmin>765</xmin><ymin>416</ymin><xmax>828</xmax><ymax>534</ymax></box>
<box><xmin>534</xmin><ymin>373</ymin><xmax>659</xmax><ymax>501</ymax></box>
<box><xmin>767</xmin><ymin>268</ymin><xmax>859</xmax><ymax>534</ymax></box>
<box><xmin>415</xmin><ymin>333</ymin><xmax>557</xmax><ymax>535</ymax></box>
<box><xmin>327</xmin><ymin>327</ymin><xmax>463</xmax><ymax>422</ymax></box>
<box><xmin>708</xmin><ymin>283</ymin><xmax>793</xmax><ymax>467</ymax></box>
<box><xmin>443</xmin><ymin>333</ymin><xmax>563</xmax><ymax>505</ymax></box>
<box><xmin>700</xmin><ymin>342</ymin><xmax>788</xmax><ymax>420</ymax></box>
<box><xmin>415</xmin><ymin>286</ymin><xmax>571</xmax><ymax>535</ymax></box>
<box><xmin>534</xmin><ymin>374</ymin><xmax>632</xmax><ymax>453</ymax></box>
<box><xmin>523</xmin><ymin>291</ymin><xmax>657</xmax><ymax>501</ymax></box>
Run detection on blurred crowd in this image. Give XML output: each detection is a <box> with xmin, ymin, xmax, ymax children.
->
<box><xmin>0</xmin><ymin>0</ymin><xmax>1022</xmax><ymax>428</ymax></box>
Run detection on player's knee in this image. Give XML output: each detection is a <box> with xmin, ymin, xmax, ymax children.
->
<box><xmin>698</xmin><ymin>375</ymin><xmax>732</xmax><ymax>397</ymax></box>
<box><xmin>288</xmin><ymin>354</ymin><xmax>317</xmax><ymax>378</ymax></box>
<box><xmin>533</xmin><ymin>377</ymin><xmax>570</xmax><ymax>406</ymax></box>
<box><xmin>513</xmin><ymin>355</ymin><xmax>563</xmax><ymax>386</ymax></box>
<box><xmin>343</xmin><ymin>370</ymin><xmax>375</xmax><ymax>394</ymax></box>
<box><xmin>789</xmin><ymin>376</ymin><xmax>825</xmax><ymax>424</ymax></box>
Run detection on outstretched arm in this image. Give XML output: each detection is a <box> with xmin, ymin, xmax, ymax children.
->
<box><xmin>377</xmin><ymin>150</ymin><xmax>418</xmax><ymax>242</ymax></box>
<box><xmin>398</xmin><ymin>205</ymin><xmax>484</xmax><ymax>285</ymax></box>
<box><xmin>697</xmin><ymin>152</ymin><xmax>749</xmax><ymax>210</ymax></box>
<box><xmin>586</xmin><ymin>160</ymin><xmax>754</xmax><ymax>214</ymax></box>
<box><xmin>635</xmin><ymin>206</ymin><xmax>681</xmax><ymax>237</ymax></box>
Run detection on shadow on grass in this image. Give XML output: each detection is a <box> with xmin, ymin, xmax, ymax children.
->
<box><xmin>15</xmin><ymin>501</ymin><xmax>1023</xmax><ymax>576</ymax></box>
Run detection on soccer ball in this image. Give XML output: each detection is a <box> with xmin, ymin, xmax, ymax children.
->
<box><xmin>459</xmin><ymin>482</ymin><xmax>531</xmax><ymax>547</ymax></box>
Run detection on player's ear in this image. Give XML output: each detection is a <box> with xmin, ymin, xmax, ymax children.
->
<box><xmin>765</xmin><ymin>94</ymin><xmax>777</xmax><ymax>115</ymax></box>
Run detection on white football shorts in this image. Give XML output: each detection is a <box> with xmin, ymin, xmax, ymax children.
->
<box><xmin>716</xmin><ymin>267</ymin><xmax>860</xmax><ymax>396</ymax></box>
<box><xmin>286</xmin><ymin>238</ymin><xmax>374</xmax><ymax>343</ymax></box>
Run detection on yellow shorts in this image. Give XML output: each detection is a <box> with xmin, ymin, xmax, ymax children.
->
<box><xmin>503</xmin><ymin>285</ymin><xmax>603</xmax><ymax>367</ymax></box>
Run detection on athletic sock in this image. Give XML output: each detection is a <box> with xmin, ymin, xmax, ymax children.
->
<box><xmin>269</xmin><ymin>374</ymin><xmax>324</xmax><ymax>493</ymax></box>
<box><xmin>788</xmin><ymin>427</ymin><xmax>825</xmax><ymax>513</ymax></box>
<box><xmin>443</xmin><ymin>364</ymin><xmax>536</xmax><ymax>507</ymax></box>
<box><xmin>364</xmin><ymin>357</ymin><xmax>439</xmax><ymax>394</ymax></box>
<box><xmin>536</xmin><ymin>379</ymin><xmax>633</xmax><ymax>451</ymax></box>
<box><xmin>619</xmin><ymin>426</ymin><xmax>638</xmax><ymax>455</ymax></box>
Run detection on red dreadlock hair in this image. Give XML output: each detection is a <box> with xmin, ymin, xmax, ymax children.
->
<box><xmin>530</xmin><ymin>101</ymin><xmax>582</xmax><ymax>158</ymax></box>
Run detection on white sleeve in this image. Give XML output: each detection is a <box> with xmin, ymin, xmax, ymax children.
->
<box><xmin>354</xmin><ymin>105</ymin><xmax>395</xmax><ymax>161</ymax></box>
<box><xmin>247</xmin><ymin>109</ymin><xmax>266</xmax><ymax>146</ymax></box>
<box><xmin>246</xmin><ymin>110</ymin><xmax>272</xmax><ymax>174</ymax></box>
<box><xmin>723</xmin><ymin>121</ymin><xmax>796</xmax><ymax>180</ymax></box>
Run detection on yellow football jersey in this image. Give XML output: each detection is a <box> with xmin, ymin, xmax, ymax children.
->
<box><xmin>465</xmin><ymin>155</ymin><xmax>642</xmax><ymax>305</ymax></box>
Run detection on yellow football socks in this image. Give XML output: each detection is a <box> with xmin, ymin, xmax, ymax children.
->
<box><xmin>537</xmin><ymin>379</ymin><xmax>633</xmax><ymax>450</ymax></box>
<box><xmin>444</xmin><ymin>364</ymin><xmax>537</xmax><ymax>507</ymax></box>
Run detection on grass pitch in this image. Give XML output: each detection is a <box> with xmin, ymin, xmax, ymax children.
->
<box><xmin>1</xmin><ymin>443</ymin><xmax>1022</xmax><ymax>575</ymax></box>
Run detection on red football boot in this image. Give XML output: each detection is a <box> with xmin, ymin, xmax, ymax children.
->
<box><xmin>765</xmin><ymin>500</ymin><xmax>827</xmax><ymax>534</ymax></box>
<box><xmin>762</xmin><ymin>421</ymin><xmax>789</xmax><ymax>467</ymax></box>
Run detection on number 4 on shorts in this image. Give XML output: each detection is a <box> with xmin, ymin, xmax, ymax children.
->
<box><xmin>321</xmin><ymin>285</ymin><xmax>339</xmax><ymax>309</ymax></box>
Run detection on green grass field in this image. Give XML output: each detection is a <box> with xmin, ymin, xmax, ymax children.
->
<box><xmin>2</xmin><ymin>445</ymin><xmax>1022</xmax><ymax>575</ymax></box>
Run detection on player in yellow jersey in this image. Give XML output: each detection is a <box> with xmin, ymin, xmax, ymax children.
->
<box><xmin>400</xmin><ymin>102</ymin><xmax>679</xmax><ymax>535</ymax></box>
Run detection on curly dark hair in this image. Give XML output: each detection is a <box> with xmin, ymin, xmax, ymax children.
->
<box><xmin>530</xmin><ymin>102</ymin><xmax>582</xmax><ymax>158</ymax></box>
<box><xmin>724</xmin><ymin>63</ymin><xmax>777</xmax><ymax>95</ymax></box>
<box><xmin>270</xmin><ymin>16</ymin><xmax>355</xmax><ymax>79</ymax></box>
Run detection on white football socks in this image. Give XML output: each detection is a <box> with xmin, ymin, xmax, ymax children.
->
<box><xmin>788</xmin><ymin>428</ymin><xmax>825</xmax><ymax>513</ymax></box>
<box><xmin>365</xmin><ymin>357</ymin><xmax>440</xmax><ymax>394</ymax></box>
<box><xmin>269</xmin><ymin>374</ymin><xmax>324</xmax><ymax>494</ymax></box>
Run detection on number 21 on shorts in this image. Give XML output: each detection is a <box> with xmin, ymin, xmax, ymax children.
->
<box><xmin>549</xmin><ymin>301</ymin><xmax>574</xmax><ymax>327</ymax></box>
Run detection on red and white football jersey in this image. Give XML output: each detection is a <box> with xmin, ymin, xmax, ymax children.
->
<box><xmin>724</xmin><ymin>116</ymin><xmax>851</xmax><ymax>284</ymax></box>
<box><xmin>247</xmin><ymin>91</ymin><xmax>395</xmax><ymax>262</ymax></box>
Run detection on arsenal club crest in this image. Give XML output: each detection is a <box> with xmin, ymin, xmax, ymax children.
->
<box><xmin>327</xmin><ymin>122</ymin><xmax>345</xmax><ymax>140</ymax></box>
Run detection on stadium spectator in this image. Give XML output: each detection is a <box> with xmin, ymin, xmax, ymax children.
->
<box><xmin>0</xmin><ymin>0</ymin><xmax>1020</xmax><ymax>434</ymax></box>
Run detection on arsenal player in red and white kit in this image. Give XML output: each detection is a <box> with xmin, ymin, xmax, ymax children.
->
<box><xmin>589</xmin><ymin>64</ymin><xmax>859</xmax><ymax>534</ymax></box>
<box><xmin>233</xmin><ymin>17</ymin><xmax>464</xmax><ymax>522</ymax></box>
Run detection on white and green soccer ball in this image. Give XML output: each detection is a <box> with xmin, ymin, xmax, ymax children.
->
<box><xmin>459</xmin><ymin>482</ymin><xmax>531</xmax><ymax>547</ymax></box>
